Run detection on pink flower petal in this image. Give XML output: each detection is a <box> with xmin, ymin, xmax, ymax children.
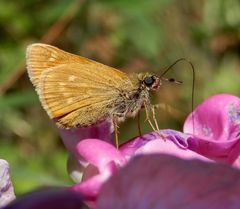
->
<box><xmin>184</xmin><ymin>94</ymin><xmax>240</xmax><ymax>164</ymax></box>
<box><xmin>58</xmin><ymin>121</ymin><xmax>116</xmax><ymax>184</ymax></box>
<box><xmin>69</xmin><ymin>131</ymin><xmax>210</xmax><ymax>200</ymax></box>
<box><xmin>232</xmin><ymin>155</ymin><xmax>240</xmax><ymax>169</ymax></box>
<box><xmin>70</xmin><ymin>173</ymin><xmax>108</xmax><ymax>200</ymax></box>
<box><xmin>120</xmin><ymin>130</ymin><xmax>210</xmax><ymax>162</ymax></box>
<box><xmin>97</xmin><ymin>154</ymin><xmax>240</xmax><ymax>209</ymax></box>
<box><xmin>68</xmin><ymin>139</ymin><xmax>126</xmax><ymax>200</ymax></box>
<box><xmin>76</xmin><ymin>139</ymin><xmax>126</xmax><ymax>172</ymax></box>
<box><xmin>59</xmin><ymin>120</ymin><xmax>113</xmax><ymax>159</ymax></box>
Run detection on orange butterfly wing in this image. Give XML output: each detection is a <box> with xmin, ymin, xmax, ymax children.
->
<box><xmin>26</xmin><ymin>44</ymin><xmax>134</xmax><ymax>128</ymax></box>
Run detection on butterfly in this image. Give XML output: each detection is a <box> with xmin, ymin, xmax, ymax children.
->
<box><xmin>26</xmin><ymin>44</ymin><xmax>185</xmax><ymax>147</ymax></box>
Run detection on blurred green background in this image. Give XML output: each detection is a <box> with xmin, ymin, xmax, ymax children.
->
<box><xmin>0</xmin><ymin>0</ymin><xmax>239</xmax><ymax>195</ymax></box>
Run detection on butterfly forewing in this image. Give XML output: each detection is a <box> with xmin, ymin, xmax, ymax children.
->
<box><xmin>27</xmin><ymin>44</ymin><xmax>129</xmax><ymax>89</ymax></box>
<box><xmin>27</xmin><ymin>44</ymin><xmax>82</xmax><ymax>88</ymax></box>
<box><xmin>39</xmin><ymin>64</ymin><xmax>118</xmax><ymax>125</ymax></box>
<box><xmin>27</xmin><ymin>44</ymin><xmax>134</xmax><ymax>128</ymax></box>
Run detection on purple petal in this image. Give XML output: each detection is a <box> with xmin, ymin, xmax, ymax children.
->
<box><xmin>97</xmin><ymin>154</ymin><xmax>240</xmax><ymax>209</ymax></box>
<box><xmin>184</xmin><ymin>94</ymin><xmax>240</xmax><ymax>164</ymax></box>
<box><xmin>58</xmin><ymin>121</ymin><xmax>115</xmax><ymax>183</ymax></box>
<box><xmin>70</xmin><ymin>173</ymin><xmax>107</xmax><ymax>200</ymax></box>
<box><xmin>68</xmin><ymin>139</ymin><xmax>126</xmax><ymax>200</ymax></box>
<box><xmin>2</xmin><ymin>189</ymin><xmax>84</xmax><ymax>209</ymax></box>
<box><xmin>120</xmin><ymin>131</ymin><xmax>210</xmax><ymax>162</ymax></box>
<box><xmin>0</xmin><ymin>160</ymin><xmax>15</xmax><ymax>208</ymax></box>
<box><xmin>232</xmin><ymin>155</ymin><xmax>240</xmax><ymax>169</ymax></box>
<box><xmin>76</xmin><ymin>139</ymin><xmax>126</xmax><ymax>172</ymax></box>
<box><xmin>69</xmin><ymin>132</ymin><xmax>210</xmax><ymax>199</ymax></box>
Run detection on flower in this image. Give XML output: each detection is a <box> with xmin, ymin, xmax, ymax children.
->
<box><xmin>63</xmin><ymin>93</ymin><xmax>240</xmax><ymax>202</ymax></box>
<box><xmin>3</xmin><ymin>94</ymin><xmax>240</xmax><ymax>209</ymax></box>
<box><xmin>4</xmin><ymin>155</ymin><xmax>240</xmax><ymax>209</ymax></box>
<box><xmin>183</xmin><ymin>94</ymin><xmax>240</xmax><ymax>166</ymax></box>
<box><xmin>66</xmin><ymin>132</ymin><xmax>211</xmax><ymax>208</ymax></box>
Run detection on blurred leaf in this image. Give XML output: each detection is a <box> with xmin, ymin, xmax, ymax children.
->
<box><xmin>40</xmin><ymin>0</ymin><xmax>76</xmax><ymax>24</ymax></box>
<box><xmin>203</xmin><ymin>0</ymin><xmax>240</xmax><ymax>34</ymax></box>
<box><xmin>0</xmin><ymin>144</ymin><xmax>71</xmax><ymax>195</ymax></box>
<box><xmin>0</xmin><ymin>45</ymin><xmax>24</xmax><ymax>86</ymax></box>
<box><xmin>0</xmin><ymin>90</ymin><xmax>37</xmax><ymax>109</ymax></box>
<box><xmin>204</xmin><ymin>55</ymin><xmax>240</xmax><ymax>97</ymax></box>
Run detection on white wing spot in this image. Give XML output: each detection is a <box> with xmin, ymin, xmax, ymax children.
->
<box><xmin>51</xmin><ymin>53</ymin><xmax>58</xmax><ymax>59</ymax></box>
<box><xmin>68</xmin><ymin>75</ymin><xmax>77</xmax><ymax>82</ymax></box>
<box><xmin>59</xmin><ymin>82</ymin><xmax>65</xmax><ymax>86</ymax></box>
<box><xmin>67</xmin><ymin>98</ymin><xmax>73</xmax><ymax>104</ymax></box>
<box><xmin>49</xmin><ymin>57</ymin><xmax>56</xmax><ymax>62</ymax></box>
<box><xmin>60</xmin><ymin>87</ymin><xmax>66</xmax><ymax>92</ymax></box>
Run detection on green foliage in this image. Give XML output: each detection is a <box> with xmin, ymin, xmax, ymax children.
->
<box><xmin>1</xmin><ymin>144</ymin><xmax>70</xmax><ymax>195</ymax></box>
<box><xmin>0</xmin><ymin>0</ymin><xmax>239</xmax><ymax>195</ymax></box>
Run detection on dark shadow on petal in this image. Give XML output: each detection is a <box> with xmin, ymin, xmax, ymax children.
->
<box><xmin>3</xmin><ymin>188</ymin><xmax>87</xmax><ymax>209</ymax></box>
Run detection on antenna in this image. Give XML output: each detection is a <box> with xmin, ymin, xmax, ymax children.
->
<box><xmin>159</xmin><ymin>58</ymin><xmax>196</xmax><ymax>133</ymax></box>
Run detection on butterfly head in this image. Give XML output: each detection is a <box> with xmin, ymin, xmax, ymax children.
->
<box><xmin>138</xmin><ymin>73</ymin><xmax>161</xmax><ymax>91</ymax></box>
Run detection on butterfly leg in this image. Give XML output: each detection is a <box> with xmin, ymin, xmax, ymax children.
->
<box><xmin>143</xmin><ymin>102</ymin><xmax>157</xmax><ymax>132</ymax></box>
<box><xmin>151</xmin><ymin>105</ymin><xmax>159</xmax><ymax>130</ymax></box>
<box><xmin>151</xmin><ymin>105</ymin><xmax>166</xmax><ymax>141</ymax></box>
<box><xmin>112</xmin><ymin>116</ymin><xmax>119</xmax><ymax>149</ymax></box>
<box><xmin>137</xmin><ymin>112</ymin><xmax>142</xmax><ymax>136</ymax></box>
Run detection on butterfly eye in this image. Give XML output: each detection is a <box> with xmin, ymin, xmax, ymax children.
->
<box><xmin>143</xmin><ymin>76</ymin><xmax>155</xmax><ymax>87</ymax></box>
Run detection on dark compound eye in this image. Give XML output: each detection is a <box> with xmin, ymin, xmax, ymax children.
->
<box><xmin>143</xmin><ymin>76</ymin><xmax>155</xmax><ymax>87</ymax></box>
